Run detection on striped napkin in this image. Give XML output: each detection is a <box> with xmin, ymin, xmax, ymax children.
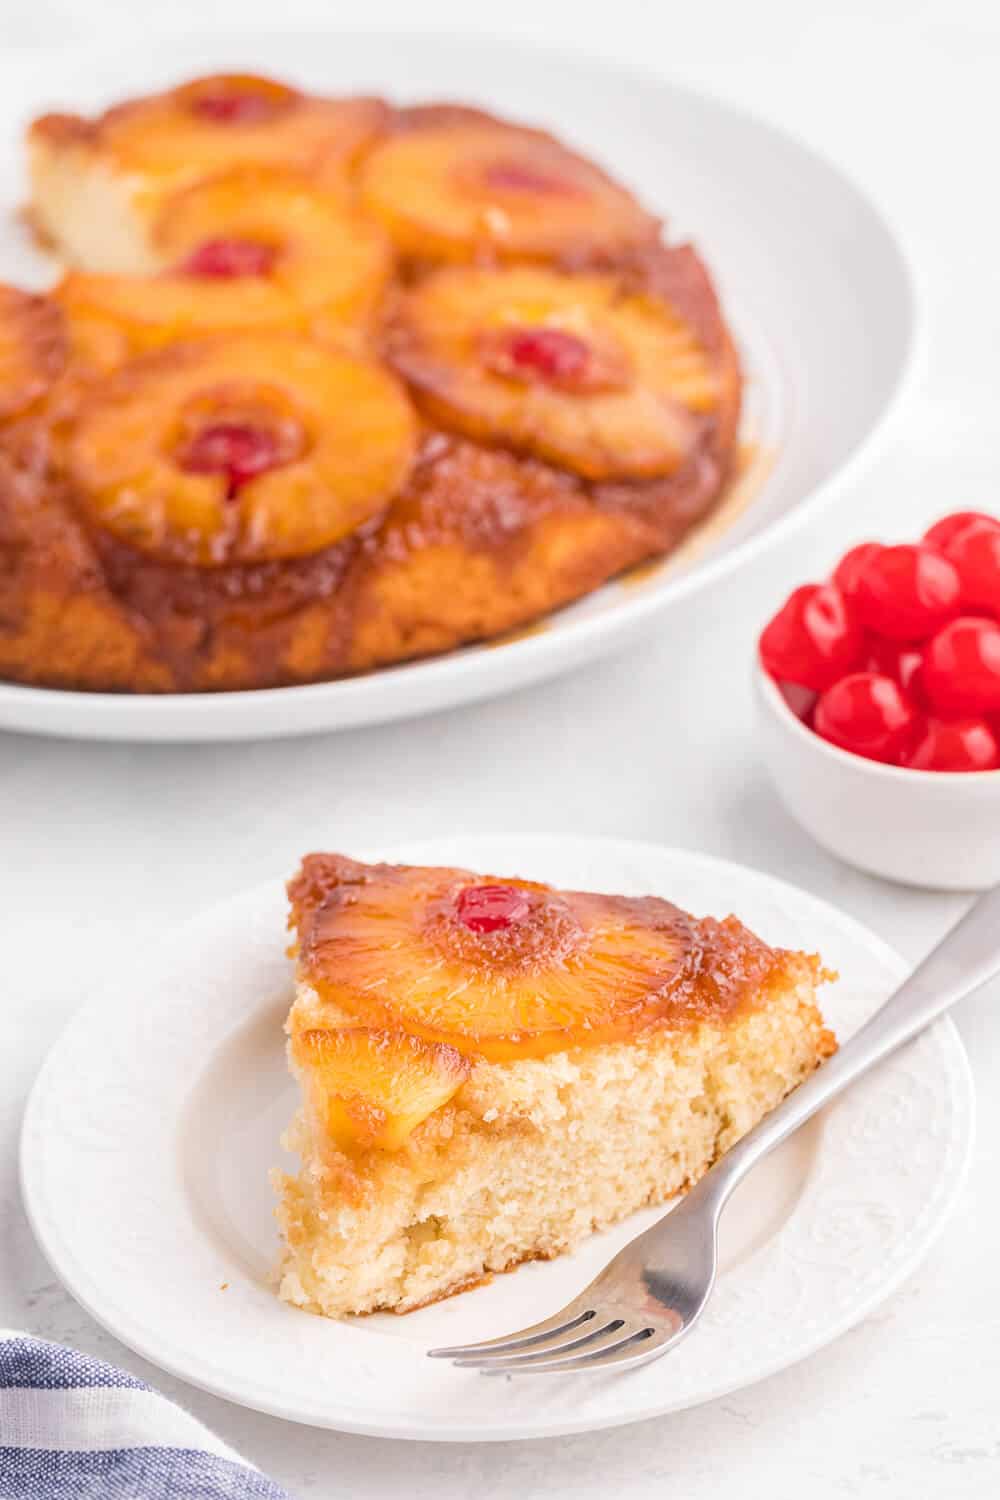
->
<box><xmin>0</xmin><ymin>1332</ymin><xmax>291</xmax><ymax>1499</ymax></box>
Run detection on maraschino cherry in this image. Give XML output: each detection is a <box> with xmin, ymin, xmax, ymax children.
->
<box><xmin>813</xmin><ymin>672</ymin><xmax>918</xmax><ymax>763</ymax></box>
<box><xmin>504</xmin><ymin>328</ymin><xmax>591</xmax><ymax>383</ymax></box>
<box><xmin>456</xmin><ymin>884</ymin><xmax>531</xmax><ymax>933</ymax></box>
<box><xmin>483</xmin><ymin>160</ymin><xmax>577</xmax><ymax>196</ymax></box>
<box><xmin>760</xmin><ymin>507</ymin><xmax>1000</xmax><ymax>772</ymax></box>
<box><xmin>190</xmin><ymin>88</ymin><xmax>285</xmax><ymax>125</ymax></box>
<box><xmin>758</xmin><ymin>583</ymin><xmax>862</xmax><ymax>691</ymax></box>
<box><xmin>178</xmin><ymin>422</ymin><xmax>283</xmax><ymax>496</ymax></box>
<box><xmin>180</xmin><ymin>238</ymin><xmax>277</xmax><ymax>279</ymax></box>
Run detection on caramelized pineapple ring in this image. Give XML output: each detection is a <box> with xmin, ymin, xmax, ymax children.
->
<box><xmin>158</xmin><ymin>169</ymin><xmax>393</xmax><ymax>333</ymax></box>
<box><xmin>389</xmin><ymin>266</ymin><xmax>719</xmax><ymax>481</ymax></box>
<box><xmin>93</xmin><ymin>74</ymin><xmax>386</xmax><ymax>187</ymax></box>
<box><xmin>360</xmin><ymin>122</ymin><xmax>655</xmax><ymax>263</ymax></box>
<box><xmin>290</xmin><ymin>1027</ymin><xmax>470</xmax><ymax>1152</ymax></box>
<box><xmin>298</xmin><ymin>862</ymin><xmax>698</xmax><ymax>1061</ymax></box>
<box><xmin>56</xmin><ymin>265</ymin><xmax>290</xmax><ymax>374</ymax></box>
<box><xmin>67</xmin><ymin>335</ymin><xmax>417</xmax><ymax>566</ymax></box>
<box><xmin>0</xmin><ymin>284</ymin><xmax>66</xmax><ymax>419</ymax></box>
<box><xmin>56</xmin><ymin>170</ymin><xmax>393</xmax><ymax>359</ymax></box>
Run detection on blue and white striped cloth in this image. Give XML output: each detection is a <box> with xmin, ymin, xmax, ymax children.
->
<box><xmin>0</xmin><ymin>1332</ymin><xmax>292</xmax><ymax>1499</ymax></box>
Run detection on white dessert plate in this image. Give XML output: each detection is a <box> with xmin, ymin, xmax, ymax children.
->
<box><xmin>0</xmin><ymin>30</ymin><xmax>918</xmax><ymax>741</ymax></box>
<box><xmin>21</xmin><ymin>834</ymin><xmax>972</xmax><ymax>1441</ymax></box>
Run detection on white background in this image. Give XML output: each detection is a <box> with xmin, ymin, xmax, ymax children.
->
<box><xmin>1</xmin><ymin>2</ymin><xmax>998</xmax><ymax>1495</ymax></box>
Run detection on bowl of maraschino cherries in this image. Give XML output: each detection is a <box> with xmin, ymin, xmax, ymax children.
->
<box><xmin>755</xmin><ymin>511</ymin><xmax>1000</xmax><ymax>889</ymax></box>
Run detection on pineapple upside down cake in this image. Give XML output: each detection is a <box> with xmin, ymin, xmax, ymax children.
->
<box><xmin>0</xmin><ymin>73</ymin><xmax>741</xmax><ymax>693</ymax></box>
<box><xmin>275</xmin><ymin>855</ymin><xmax>835</xmax><ymax>1317</ymax></box>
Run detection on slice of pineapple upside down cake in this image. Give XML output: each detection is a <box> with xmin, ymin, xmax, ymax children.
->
<box><xmin>274</xmin><ymin>854</ymin><xmax>836</xmax><ymax>1318</ymax></box>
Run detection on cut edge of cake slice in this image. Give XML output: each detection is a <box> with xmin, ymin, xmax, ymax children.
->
<box><xmin>27</xmin><ymin>117</ymin><xmax>165</xmax><ymax>273</ymax></box>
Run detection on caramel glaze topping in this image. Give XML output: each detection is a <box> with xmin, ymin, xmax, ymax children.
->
<box><xmin>287</xmin><ymin>853</ymin><xmax>808</xmax><ymax>1063</ymax></box>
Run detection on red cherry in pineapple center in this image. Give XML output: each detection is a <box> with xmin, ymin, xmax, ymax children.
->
<box><xmin>180</xmin><ymin>237</ymin><xmax>278</xmax><ymax>279</ymax></box>
<box><xmin>507</xmin><ymin>327</ymin><xmax>592</xmax><ymax>384</ymax></box>
<box><xmin>178</xmin><ymin>422</ymin><xmax>284</xmax><ymax>497</ymax></box>
<box><xmin>483</xmin><ymin>159</ymin><xmax>579</xmax><ymax>196</ymax></box>
<box><xmin>189</xmin><ymin>89</ymin><xmax>288</xmax><ymax>124</ymax></box>
<box><xmin>456</xmin><ymin>884</ymin><xmax>531</xmax><ymax>933</ymax></box>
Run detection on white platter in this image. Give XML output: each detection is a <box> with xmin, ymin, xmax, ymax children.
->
<box><xmin>0</xmin><ymin>30</ymin><xmax>918</xmax><ymax>741</ymax></box>
<box><xmin>20</xmin><ymin>835</ymin><xmax>972</xmax><ymax>1441</ymax></box>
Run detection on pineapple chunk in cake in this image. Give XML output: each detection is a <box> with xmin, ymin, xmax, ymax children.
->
<box><xmin>291</xmin><ymin>1027</ymin><xmax>470</xmax><ymax>1153</ymax></box>
<box><xmin>274</xmin><ymin>854</ymin><xmax>836</xmax><ymax>1317</ymax></box>
<box><xmin>28</xmin><ymin>75</ymin><xmax>387</xmax><ymax>272</ymax></box>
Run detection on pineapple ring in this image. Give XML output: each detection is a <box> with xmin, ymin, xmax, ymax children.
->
<box><xmin>298</xmin><ymin>862</ymin><xmax>699</xmax><ymax>1061</ymax></box>
<box><xmin>67</xmin><ymin>334</ymin><xmax>417</xmax><ymax>566</ymax></box>
<box><xmin>96</xmin><ymin>74</ymin><xmax>387</xmax><ymax>187</ymax></box>
<box><xmin>388</xmin><ymin>265</ymin><xmax>719</xmax><ymax>481</ymax></box>
<box><xmin>0</xmin><ymin>284</ymin><xmax>67</xmax><ymax>419</ymax></box>
<box><xmin>55</xmin><ymin>169</ymin><xmax>393</xmax><ymax>358</ymax></box>
<box><xmin>359</xmin><ymin>122</ymin><xmax>655</xmax><ymax>263</ymax></box>
<box><xmin>156</xmin><ymin>168</ymin><xmax>393</xmax><ymax>336</ymax></box>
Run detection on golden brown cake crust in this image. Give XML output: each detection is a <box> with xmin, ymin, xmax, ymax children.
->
<box><xmin>4</xmin><ymin>89</ymin><xmax>742</xmax><ymax>693</ymax></box>
<box><xmin>0</xmin><ymin>286</ymin><xmax>68</xmax><ymax>421</ymax></box>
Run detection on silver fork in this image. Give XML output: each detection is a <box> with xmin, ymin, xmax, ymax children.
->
<box><xmin>429</xmin><ymin>884</ymin><xmax>999</xmax><ymax>1375</ymax></box>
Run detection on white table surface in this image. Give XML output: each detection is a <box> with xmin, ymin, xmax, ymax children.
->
<box><xmin>2</xmin><ymin>2</ymin><xmax>998</xmax><ymax>1495</ymax></box>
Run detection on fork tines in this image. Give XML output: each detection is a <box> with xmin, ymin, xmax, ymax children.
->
<box><xmin>428</xmin><ymin>1307</ymin><xmax>660</xmax><ymax>1374</ymax></box>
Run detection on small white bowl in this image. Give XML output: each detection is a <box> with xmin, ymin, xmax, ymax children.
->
<box><xmin>754</xmin><ymin>665</ymin><xmax>1000</xmax><ymax>890</ymax></box>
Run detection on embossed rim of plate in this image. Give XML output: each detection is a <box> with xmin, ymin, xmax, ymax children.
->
<box><xmin>0</xmin><ymin>29</ymin><xmax>921</xmax><ymax>740</ymax></box>
<box><xmin>20</xmin><ymin>837</ymin><xmax>973</xmax><ymax>1440</ymax></box>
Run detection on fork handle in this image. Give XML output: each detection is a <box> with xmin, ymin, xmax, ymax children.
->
<box><xmin>694</xmin><ymin>882</ymin><xmax>1000</xmax><ymax>1214</ymax></box>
